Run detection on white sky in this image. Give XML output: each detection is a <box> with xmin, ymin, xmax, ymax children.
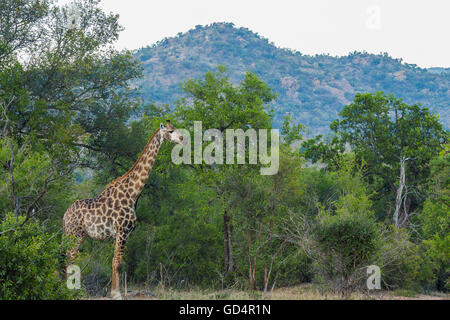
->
<box><xmin>59</xmin><ymin>0</ymin><xmax>450</xmax><ymax>68</ymax></box>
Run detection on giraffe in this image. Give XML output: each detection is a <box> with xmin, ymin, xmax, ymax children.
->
<box><xmin>62</xmin><ymin>120</ymin><xmax>184</xmax><ymax>300</ymax></box>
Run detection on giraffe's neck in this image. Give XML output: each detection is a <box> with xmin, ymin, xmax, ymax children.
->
<box><xmin>116</xmin><ymin>129</ymin><xmax>163</xmax><ymax>202</ymax></box>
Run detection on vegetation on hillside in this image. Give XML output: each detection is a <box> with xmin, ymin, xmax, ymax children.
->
<box><xmin>135</xmin><ymin>22</ymin><xmax>449</xmax><ymax>134</ymax></box>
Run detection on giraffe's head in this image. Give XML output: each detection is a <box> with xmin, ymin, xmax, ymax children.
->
<box><xmin>160</xmin><ymin>120</ymin><xmax>184</xmax><ymax>144</ymax></box>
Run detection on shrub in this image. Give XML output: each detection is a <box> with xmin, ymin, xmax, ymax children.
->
<box><xmin>124</xmin><ymin>211</ymin><xmax>223</xmax><ymax>289</ymax></box>
<box><xmin>421</xmin><ymin>234</ymin><xmax>450</xmax><ymax>292</ymax></box>
<box><xmin>82</xmin><ymin>262</ymin><xmax>112</xmax><ymax>297</ymax></box>
<box><xmin>313</xmin><ymin>213</ymin><xmax>380</xmax><ymax>294</ymax></box>
<box><xmin>275</xmin><ymin>246</ymin><xmax>313</xmax><ymax>287</ymax></box>
<box><xmin>0</xmin><ymin>213</ymin><xmax>81</xmax><ymax>300</ymax></box>
<box><xmin>375</xmin><ymin>226</ymin><xmax>421</xmax><ymax>290</ymax></box>
<box><xmin>374</xmin><ymin>226</ymin><xmax>442</xmax><ymax>293</ymax></box>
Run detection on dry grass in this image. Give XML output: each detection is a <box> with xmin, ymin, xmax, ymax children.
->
<box><xmin>91</xmin><ymin>284</ymin><xmax>448</xmax><ymax>300</ymax></box>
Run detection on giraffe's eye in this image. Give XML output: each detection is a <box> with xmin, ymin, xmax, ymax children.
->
<box><xmin>169</xmin><ymin>130</ymin><xmax>174</xmax><ymax>133</ymax></box>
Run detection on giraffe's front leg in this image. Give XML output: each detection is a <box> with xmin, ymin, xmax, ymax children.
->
<box><xmin>111</xmin><ymin>233</ymin><xmax>127</xmax><ymax>300</ymax></box>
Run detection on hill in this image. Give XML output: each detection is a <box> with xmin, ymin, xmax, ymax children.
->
<box><xmin>134</xmin><ymin>22</ymin><xmax>450</xmax><ymax>134</ymax></box>
<box><xmin>427</xmin><ymin>67</ymin><xmax>450</xmax><ymax>75</ymax></box>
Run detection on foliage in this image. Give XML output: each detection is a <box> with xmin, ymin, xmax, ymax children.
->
<box><xmin>416</xmin><ymin>144</ymin><xmax>450</xmax><ymax>291</ymax></box>
<box><xmin>175</xmin><ymin>65</ymin><xmax>275</xmax><ymax>131</ymax></box>
<box><xmin>421</xmin><ymin>234</ymin><xmax>449</xmax><ymax>292</ymax></box>
<box><xmin>281</xmin><ymin>114</ymin><xmax>304</xmax><ymax>145</ymax></box>
<box><xmin>372</xmin><ymin>226</ymin><xmax>436</xmax><ymax>292</ymax></box>
<box><xmin>0</xmin><ymin>137</ymin><xmax>75</xmax><ymax>219</ymax></box>
<box><xmin>302</xmin><ymin>92</ymin><xmax>446</xmax><ymax>223</ymax></box>
<box><xmin>330</xmin><ymin>92</ymin><xmax>444</xmax><ymax>185</ymax></box>
<box><xmin>314</xmin><ymin>213</ymin><xmax>380</xmax><ymax>294</ymax></box>
<box><xmin>0</xmin><ymin>0</ymin><xmax>142</xmax><ymax>219</ymax></box>
<box><xmin>309</xmin><ymin>158</ymin><xmax>380</xmax><ymax>294</ymax></box>
<box><xmin>124</xmin><ymin>173</ymin><xmax>223</xmax><ymax>289</ymax></box>
<box><xmin>418</xmin><ymin>144</ymin><xmax>449</xmax><ymax>239</ymax></box>
<box><xmin>0</xmin><ymin>213</ymin><xmax>81</xmax><ymax>299</ymax></box>
<box><xmin>0</xmin><ymin>0</ymin><xmax>142</xmax><ymax>300</ymax></box>
<box><xmin>172</xmin><ymin>66</ymin><xmax>278</xmax><ymax>290</ymax></box>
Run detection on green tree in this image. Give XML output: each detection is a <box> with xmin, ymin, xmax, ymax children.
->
<box><xmin>417</xmin><ymin>144</ymin><xmax>449</xmax><ymax>291</ymax></box>
<box><xmin>281</xmin><ymin>114</ymin><xmax>304</xmax><ymax>145</ymax></box>
<box><xmin>0</xmin><ymin>0</ymin><xmax>49</xmax><ymax>62</ymax></box>
<box><xmin>0</xmin><ymin>0</ymin><xmax>141</xmax><ymax>219</ymax></box>
<box><xmin>302</xmin><ymin>92</ymin><xmax>446</xmax><ymax>226</ymax></box>
<box><xmin>175</xmin><ymin>65</ymin><xmax>274</xmax><ymax>131</ymax></box>
<box><xmin>174</xmin><ymin>66</ymin><xmax>276</xmax><ymax>278</ymax></box>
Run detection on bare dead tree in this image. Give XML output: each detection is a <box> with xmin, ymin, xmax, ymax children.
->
<box><xmin>393</xmin><ymin>156</ymin><xmax>412</xmax><ymax>228</ymax></box>
<box><xmin>263</xmin><ymin>236</ymin><xmax>287</xmax><ymax>294</ymax></box>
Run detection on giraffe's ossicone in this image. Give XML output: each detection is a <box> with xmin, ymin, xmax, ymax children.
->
<box><xmin>63</xmin><ymin>120</ymin><xmax>184</xmax><ymax>300</ymax></box>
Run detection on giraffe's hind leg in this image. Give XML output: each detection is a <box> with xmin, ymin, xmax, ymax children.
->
<box><xmin>59</xmin><ymin>230</ymin><xmax>86</xmax><ymax>281</ymax></box>
<box><xmin>66</xmin><ymin>235</ymin><xmax>87</xmax><ymax>265</ymax></box>
<box><xmin>63</xmin><ymin>207</ymin><xmax>87</xmax><ymax>269</ymax></box>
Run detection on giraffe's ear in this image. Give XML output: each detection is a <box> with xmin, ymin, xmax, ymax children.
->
<box><xmin>160</xmin><ymin>123</ymin><xmax>166</xmax><ymax>130</ymax></box>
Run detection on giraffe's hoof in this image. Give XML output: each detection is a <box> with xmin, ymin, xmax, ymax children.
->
<box><xmin>111</xmin><ymin>291</ymin><xmax>123</xmax><ymax>300</ymax></box>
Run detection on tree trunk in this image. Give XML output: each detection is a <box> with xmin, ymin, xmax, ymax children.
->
<box><xmin>393</xmin><ymin>156</ymin><xmax>410</xmax><ymax>228</ymax></box>
<box><xmin>224</xmin><ymin>210</ymin><xmax>233</xmax><ymax>273</ymax></box>
<box><xmin>247</xmin><ymin>232</ymin><xmax>257</xmax><ymax>291</ymax></box>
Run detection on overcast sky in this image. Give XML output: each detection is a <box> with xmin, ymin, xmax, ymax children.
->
<box><xmin>60</xmin><ymin>0</ymin><xmax>450</xmax><ymax>68</ymax></box>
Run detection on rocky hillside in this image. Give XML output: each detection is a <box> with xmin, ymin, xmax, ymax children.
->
<box><xmin>134</xmin><ymin>23</ymin><xmax>449</xmax><ymax>134</ymax></box>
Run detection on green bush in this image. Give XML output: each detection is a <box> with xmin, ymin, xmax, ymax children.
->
<box><xmin>124</xmin><ymin>210</ymin><xmax>223</xmax><ymax>289</ymax></box>
<box><xmin>421</xmin><ymin>234</ymin><xmax>450</xmax><ymax>292</ymax></box>
<box><xmin>374</xmin><ymin>226</ymin><xmax>444</xmax><ymax>293</ymax></box>
<box><xmin>314</xmin><ymin>213</ymin><xmax>380</xmax><ymax>294</ymax></box>
<box><xmin>274</xmin><ymin>246</ymin><xmax>313</xmax><ymax>287</ymax></box>
<box><xmin>375</xmin><ymin>227</ymin><xmax>421</xmax><ymax>291</ymax></box>
<box><xmin>0</xmin><ymin>213</ymin><xmax>81</xmax><ymax>300</ymax></box>
<box><xmin>76</xmin><ymin>239</ymin><xmax>114</xmax><ymax>297</ymax></box>
<box><xmin>413</xmin><ymin>146</ymin><xmax>449</xmax><ymax>292</ymax></box>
